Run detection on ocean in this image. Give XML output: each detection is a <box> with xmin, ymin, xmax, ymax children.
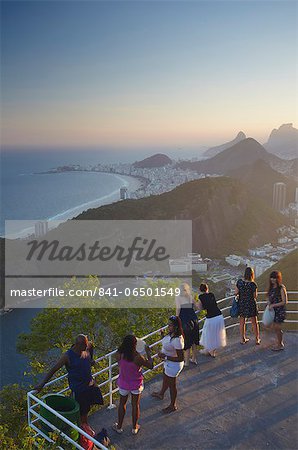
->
<box><xmin>0</xmin><ymin>147</ymin><xmax>203</xmax><ymax>387</ymax></box>
<box><xmin>1</xmin><ymin>149</ymin><xmax>146</xmax><ymax>236</ymax></box>
<box><xmin>0</xmin><ymin>148</ymin><xmax>147</xmax><ymax>387</ymax></box>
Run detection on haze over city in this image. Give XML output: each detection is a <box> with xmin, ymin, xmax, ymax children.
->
<box><xmin>1</xmin><ymin>0</ymin><xmax>297</xmax><ymax>150</ymax></box>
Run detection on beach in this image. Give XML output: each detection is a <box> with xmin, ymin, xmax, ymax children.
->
<box><xmin>3</xmin><ymin>171</ymin><xmax>145</xmax><ymax>239</ymax></box>
<box><xmin>48</xmin><ymin>172</ymin><xmax>144</xmax><ymax>221</ymax></box>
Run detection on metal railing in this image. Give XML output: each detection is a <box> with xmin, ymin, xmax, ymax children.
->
<box><xmin>27</xmin><ymin>291</ymin><xmax>297</xmax><ymax>449</ymax></box>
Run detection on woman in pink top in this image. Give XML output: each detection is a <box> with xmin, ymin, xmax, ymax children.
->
<box><xmin>113</xmin><ymin>335</ymin><xmax>153</xmax><ymax>435</ymax></box>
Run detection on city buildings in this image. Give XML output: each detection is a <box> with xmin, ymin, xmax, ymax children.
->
<box><xmin>273</xmin><ymin>182</ymin><xmax>286</xmax><ymax>211</ymax></box>
<box><xmin>120</xmin><ymin>186</ymin><xmax>128</xmax><ymax>200</ymax></box>
<box><xmin>169</xmin><ymin>253</ymin><xmax>208</xmax><ymax>274</ymax></box>
<box><xmin>34</xmin><ymin>221</ymin><xmax>49</xmax><ymax>238</ymax></box>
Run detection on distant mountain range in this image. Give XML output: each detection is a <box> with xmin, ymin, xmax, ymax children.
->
<box><xmin>203</xmin><ymin>131</ymin><xmax>246</xmax><ymax>158</ymax></box>
<box><xmin>178</xmin><ymin>138</ymin><xmax>284</xmax><ymax>174</ymax></box>
<box><xmin>133</xmin><ymin>153</ymin><xmax>172</xmax><ymax>168</ymax></box>
<box><xmin>74</xmin><ymin>177</ymin><xmax>285</xmax><ymax>257</ymax></box>
<box><xmin>202</xmin><ymin>124</ymin><xmax>297</xmax><ymax>160</ymax></box>
<box><xmin>264</xmin><ymin>123</ymin><xmax>298</xmax><ymax>159</ymax></box>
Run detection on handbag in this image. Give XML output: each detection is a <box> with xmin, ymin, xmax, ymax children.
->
<box><xmin>230</xmin><ymin>296</ymin><xmax>239</xmax><ymax>318</ymax></box>
<box><xmin>262</xmin><ymin>305</ymin><xmax>275</xmax><ymax>326</ymax></box>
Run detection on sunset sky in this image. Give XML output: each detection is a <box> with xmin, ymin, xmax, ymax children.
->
<box><xmin>1</xmin><ymin>0</ymin><xmax>297</xmax><ymax>150</ymax></box>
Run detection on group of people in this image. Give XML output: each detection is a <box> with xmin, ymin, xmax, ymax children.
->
<box><xmin>34</xmin><ymin>268</ymin><xmax>288</xmax><ymax>442</ymax></box>
<box><xmin>236</xmin><ymin>268</ymin><xmax>288</xmax><ymax>351</ymax></box>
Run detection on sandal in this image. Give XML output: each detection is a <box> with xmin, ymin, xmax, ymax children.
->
<box><xmin>112</xmin><ymin>423</ymin><xmax>123</xmax><ymax>434</ymax></box>
<box><xmin>271</xmin><ymin>345</ymin><xmax>284</xmax><ymax>351</ymax></box>
<box><xmin>162</xmin><ymin>405</ymin><xmax>178</xmax><ymax>414</ymax></box>
<box><xmin>132</xmin><ymin>425</ymin><xmax>141</xmax><ymax>435</ymax></box>
<box><xmin>151</xmin><ymin>392</ymin><xmax>164</xmax><ymax>400</ymax></box>
<box><xmin>255</xmin><ymin>339</ymin><xmax>261</xmax><ymax>345</ymax></box>
<box><xmin>240</xmin><ymin>338</ymin><xmax>250</xmax><ymax>345</ymax></box>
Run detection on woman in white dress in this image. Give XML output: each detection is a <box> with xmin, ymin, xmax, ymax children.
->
<box><xmin>198</xmin><ymin>283</ymin><xmax>226</xmax><ymax>357</ymax></box>
<box><xmin>151</xmin><ymin>316</ymin><xmax>184</xmax><ymax>413</ymax></box>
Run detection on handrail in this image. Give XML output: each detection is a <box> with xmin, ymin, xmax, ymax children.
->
<box><xmin>27</xmin><ymin>290</ymin><xmax>298</xmax><ymax>449</ymax></box>
<box><xmin>28</xmin><ymin>391</ymin><xmax>107</xmax><ymax>450</ymax></box>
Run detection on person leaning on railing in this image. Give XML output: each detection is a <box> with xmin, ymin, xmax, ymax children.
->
<box><xmin>112</xmin><ymin>334</ymin><xmax>153</xmax><ymax>435</ymax></box>
<box><xmin>197</xmin><ymin>283</ymin><xmax>227</xmax><ymax>358</ymax></box>
<box><xmin>267</xmin><ymin>270</ymin><xmax>288</xmax><ymax>351</ymax></box>
<box><xmin>176</xmin><ymin>282</ymin><xmax>199</xmax><ymax>366</ymax></box>
<box><xmin>34</xmin><ymin>334</ymin><xmax>103</xmax><ymax>426</ymax></box>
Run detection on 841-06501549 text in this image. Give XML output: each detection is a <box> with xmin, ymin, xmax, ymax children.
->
<box><xmin>10</xmin><ymin>286</ymin><xmax>181</xmax><ymax>298</ymax></box>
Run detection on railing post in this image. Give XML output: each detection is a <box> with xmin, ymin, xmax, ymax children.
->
<box><xmin>107</xmin><ymin>354</ymin><xmax>116</xmax><ymax>409</ymax></box>
<box><xmin>27</xmin><ymin>392</ymin><xmax>31</xmax><ymax>428</ymax></box>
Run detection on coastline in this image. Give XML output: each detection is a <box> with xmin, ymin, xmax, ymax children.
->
<box><xmin>47</xmin><ymin>172</ymin><xmax>145</xmax><ymax>222</ymax></box>
<box><xmin>2</xmin><ymin>172</ymin><xmax>146</xmax><ymax>239</ymax></box>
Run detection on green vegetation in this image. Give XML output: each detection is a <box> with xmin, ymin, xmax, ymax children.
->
<box><xmin>227</xmin><ymin>159</ymin><xmax>297</xmax><ymax>205</ymax></box>
<box><xmin>1</xmin><ymin>276</ymin><xmax>182</xmax><ymax>448</ymax></box>
<box><xmin>257</xmin><ymin>249</ymin><xmax>298</xmax><ymax>291</ymax></box>
<box><xmin>74</xmin><ymin>177</ymin><xmax>284</xmax><ymax>257</ymax></box>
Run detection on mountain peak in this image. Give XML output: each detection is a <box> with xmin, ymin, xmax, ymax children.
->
<box><xmin>203</xmin><ymin>131</ymin><xmax>247</xmax><ymax>158</ymax></box>
<box><xmin>265</xmin><ymin>123</ymin><xmax>298</xmax><ymax>159</ymax></box>
<box><xmin>178</xmin><ymin>138</ymin><xmax>280</xmax><ymax>176</ymax></box>
<box><xmin>236</xmin><ymin>131</ymin><xmax>246</xmax><ymax>139</ymax></box>
<box><xmin>133</xmin><ymin>153</ymin><xmax>172</xmax><ymax>168</ymax></box>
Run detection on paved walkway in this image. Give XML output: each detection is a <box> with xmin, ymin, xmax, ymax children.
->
<box><xmin>90</xmin><ymin>332</ymin><xmax>298</xmax><ymax>450</ymax></box>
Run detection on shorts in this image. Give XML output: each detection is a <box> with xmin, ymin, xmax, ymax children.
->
<box><xmin>164</xmin><ymin>360</ymin><xmax>184</xmax><ymax>378</ymax></box>
<box><xmin>118</xmin><ymin>384</ymin><xmax>144</xmax><ymax>396</ymax></box>
<box><xmin>75</xmin><ymin>385</ymin><xmax>103</xmax><ymax>416</ymax></box>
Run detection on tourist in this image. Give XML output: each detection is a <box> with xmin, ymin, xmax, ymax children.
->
<box><xmin>267</xmin><ymin>270</ymin><xmax>288</xmax><ymax>351</ymax></box>
<box><xmin>151</xmin><ymin>316</ymin><xmax>184</xmax><ymax>413</ymax></box>
<box><xmin>113</xmin><ymin>335</ymin><xmax>153</xmax><ymax>435</ymax></box>
<box><xmin>34</xmin><ymin>334</ymin><xmax>103</xmax><ymax>426</ymax></box>
<box><xmin>235</xmin><ymin>267</ymin><xmax>260</xmax><ymax>345</ymax></box>
<box><xmin>176</xmin><ymin>282</ymin><xmax>199</xmax><ymax>365</ymax></box>
<box><xmin>198</xmin><ymin>283</ymin><xmax>226</xmax><ymax>357</ymax></box>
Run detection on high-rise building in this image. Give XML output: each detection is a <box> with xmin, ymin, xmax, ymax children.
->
<box><xmin>273</xmin><ymin>182</ymin><xmax>286</xmax><ymax>211</ymax></box>
<box><xmin>120</xmin><ymin>186</ymin><xmax>128</xmax><ymax>200</ymax></box>
<box><xmin>34</xmin><ymin>221</ymin><xmax>49</xmax><ymax>237</ymax></box>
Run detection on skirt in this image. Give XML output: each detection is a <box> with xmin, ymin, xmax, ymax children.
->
<box><xmin>183</xmin><ymin>320</ymin><xmax>200</xmax><ymax>350</ymax></box>
<box><xmin>164</xmin><ymin>360</ymin><xmax>184</xmax><ymax>378</ymax></box>
<box><xmin>200</xmin><ymin>314</ymin><xmax>227</xmax><ymax>352</ymax></box>
<box><xmin>274</xmin><ymin>305</ymin><xmax>286</xmax><ymax>323</ymax></box>
<box><xmin>75</xmin><ymin>385</ymin><xmax>104</xmax><ymax>415</ymax></box>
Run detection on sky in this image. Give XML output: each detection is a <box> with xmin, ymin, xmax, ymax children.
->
<box><xmin>1</xmin><ymin>0</ymin><xmax>297</xmax><ymax>150</ymax></box>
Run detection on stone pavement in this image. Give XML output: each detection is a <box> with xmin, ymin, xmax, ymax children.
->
<box><xmin>90</xmin><ymin>332</ymin><xmax>298</xmax><ymax>450</ymax></box>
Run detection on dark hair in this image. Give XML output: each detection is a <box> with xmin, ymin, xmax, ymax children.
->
<box><xmin>199</xmin><ymin>283</ymin><xmax>208</xmax><ymax>293</ymax></box>
<box><xmin>244</xmin><ymin>267</ymin><xmax>254</xmax><ymax>282</ymax></box>
<box><xmin>168</xmin><ymin>315</ymin><xmax>184</xmax><ymax>339</ymax></box>
<box><xmin>267</xmin><ymin>270</ymin><xmax>283</xmax><ymax>295</ymax></box>
<box><xmin>118</xmin><ymin>335</ymin><xmax>137</xmax><ymax>362</ymax></box>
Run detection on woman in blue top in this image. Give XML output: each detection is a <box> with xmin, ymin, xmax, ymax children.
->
<box><xmin>34</xmin><ymin>334</ymin><xmax>103</xmax><ymax>425</ymax></box>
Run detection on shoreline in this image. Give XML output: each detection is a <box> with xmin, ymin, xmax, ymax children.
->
<box><xmin>47</xmin><ymin>172</ymin><xmax>145</xmax><ymax>222</ymax></box>
<box><xmin>2</xmin><ymin>171</ymin><xmax>147</xmax><ymax>239</ymax></box>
